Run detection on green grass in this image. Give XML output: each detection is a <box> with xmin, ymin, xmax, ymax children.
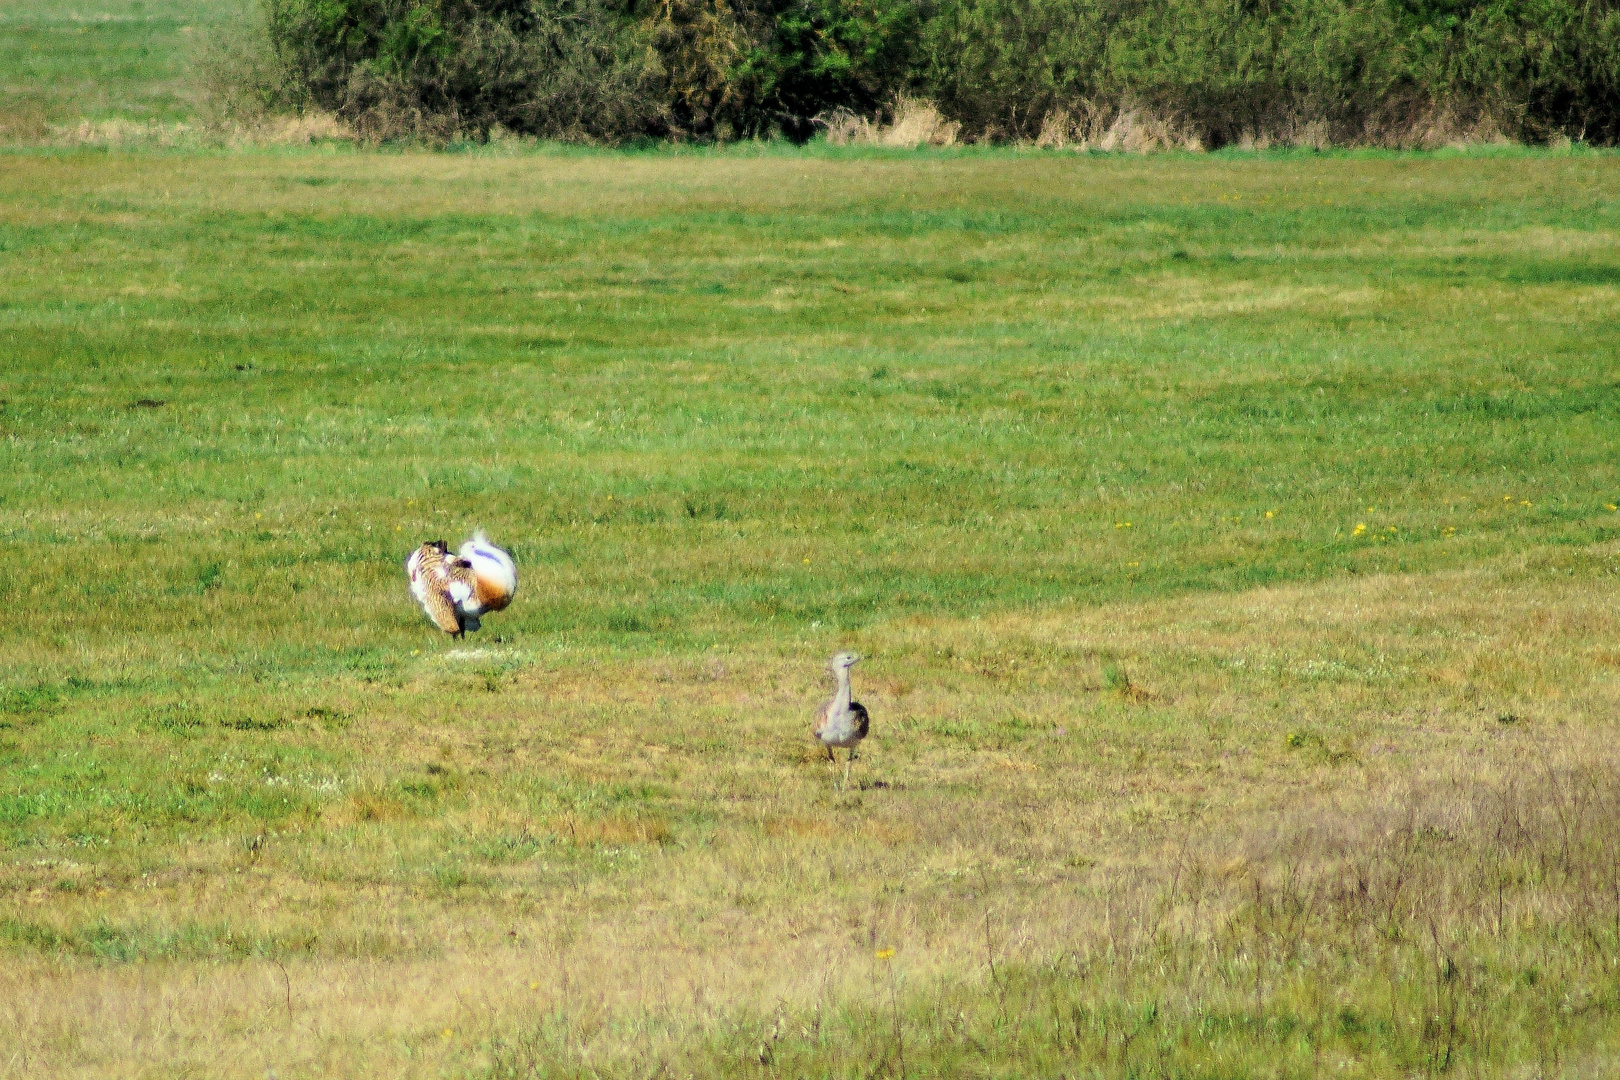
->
<box><xmin>2</xmin><ymin>143</ymin><xmax>1620</xmax><ymax>1077</ymax></box>
<box><xmin>4</xmin><ymin>146</ymin><xmax>1616</xmax><ymax>661</ymax></box>
<box><xmin>0</xmin><ymin>0</ymin><xmax>239</xmax><ymax>131</ymax></box>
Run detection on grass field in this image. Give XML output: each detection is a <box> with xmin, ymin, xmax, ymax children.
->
<box><xmin>6</xmin><ymin>11</ymin><xmax>1620</xmax><ymax>1070</ymax></box>
<box><xmin>0</xmin><ymin>142</ymin><xmax>1618</xmax><ymax>1077</ymax></box>
<box><xmin>2</xmin><ymin>6</ymin><xmax>1619</xmax><ymax>1079</ymax></box>
<box><xmin>0</xmin><ymin>0</ymin><xmax>243</xmax><ymax>138</ymax></box>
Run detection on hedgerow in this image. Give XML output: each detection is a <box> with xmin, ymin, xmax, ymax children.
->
<box><xmin>244</xmin><ymin>0</ymin><xmax>1620</xmax><ymax>143</ymax></box>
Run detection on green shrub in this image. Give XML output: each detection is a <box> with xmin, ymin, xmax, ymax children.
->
<box><xmin>263</xmin><ymin>0</ymin><xmax>668</xmax><ymax>140</ymax></box>
<box><xmin>642</xmin><ymin>0</ymin><xmax>760</xmax><ymax>138</ymax></box>
<box><xmin>643</xmin><ymin>0</ymin><xmax>921</xmax><ymax>138</ymax></box>
<box><xmin>243</xmin><ymin>0</ymin><xmax>1620</xmax><ymax>142</ymax></box>
<box><xmin>914</xmin><ymin>0</ymin><xmax>1620</xmax><ymax>143</ymax></box>
<box><xmin>747</xmin><ymin>0</ymin><xmax>923</xmax><ymax>137</ymax></box>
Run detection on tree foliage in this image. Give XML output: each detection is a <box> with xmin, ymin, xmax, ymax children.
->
<box><xmin>256</xmin><ymin>0</ymin><xmax>1620</xmax><ymax>143</ymax></box>
<box><xmin>264</xmin><ymin>0</ymin><xmax>668</xmax><ymax>139</ymax></box>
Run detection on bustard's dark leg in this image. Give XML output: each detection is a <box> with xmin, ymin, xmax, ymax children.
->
<box><xmin>826</xmin><ymin>747</ymin><xmax>836</xmax><ymax>764</ymax></box>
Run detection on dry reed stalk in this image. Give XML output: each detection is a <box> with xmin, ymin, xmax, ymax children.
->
<box><xmin>818</xmin><ymin>97</ymin><xmax>960</xmax><ymax>148</ymax></box>
<box><xmin>1033</xmin><ymin>102</ymin><xmax>1204</xmax><ymax>152</ymax></box>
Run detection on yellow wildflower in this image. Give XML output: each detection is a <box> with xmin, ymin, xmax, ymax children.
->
<box><xmin>875</xmin><ymin>949</ymin><xmax>895</xmax><ymax>960</ymax></box>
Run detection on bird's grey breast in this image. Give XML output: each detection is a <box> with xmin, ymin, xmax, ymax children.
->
<box><xmin>817</xmin><ymin>700</ymin><xmax>866</xmax><ymax>747</ymax></box>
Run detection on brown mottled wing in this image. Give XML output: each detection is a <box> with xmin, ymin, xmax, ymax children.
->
<box><xmin>446</xmin><ymin>559</ymin><xmax>479</xmax><ymax>596</ymax></box>
<box><xmin>420</xmin><ymin>578</ymin><xmax>461</xmax><ymax>634</ymax></box>
<box><xmin>411</xmin><ymin>544</ymin><xmax>463</xmax><ymax>635</ymax></box>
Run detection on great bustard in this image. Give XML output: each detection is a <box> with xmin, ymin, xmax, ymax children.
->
<box><xmin>406</xmin><ymin>531</ymin><xmax>517</xmax><ymax>638</ymax></box>
<box><xmin>813</xmin><ymin>651</ymin><xmax>870</xmax><ymax>788</ymax></box>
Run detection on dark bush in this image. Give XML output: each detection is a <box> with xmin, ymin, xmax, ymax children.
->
<box><xmin>640</xmin><ymin>0</ymin><xmax>760</xmax><ymax>138</ymax></box>
<box><xmin>642</xmin><ymin>0</ymin><xmax>921</xmax><ymax>138</ymax></box>
<box><xmin>264</xmin><ymin>0</ymin><xmax>668</xmax><ymax>140</ymax></box>
<box><xmin>913</xmin><ymin>0</ymin><xmax>1620</xmax><ymax>144</ymax></box>
<box><xmin>747</xmin><ymin>0</ymin><xmax>924</xmax><ymax>138</ymax></box>
<box><xmin>247</xmin><ymin>0</ymin><xmax>1620</xmax><ymax>143</ymax></box>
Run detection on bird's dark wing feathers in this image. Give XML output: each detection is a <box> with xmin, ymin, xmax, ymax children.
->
<box><xmin>850</xmin><ymin>701</ymin><xmax>870</xmax><ymax>739</ymax></box>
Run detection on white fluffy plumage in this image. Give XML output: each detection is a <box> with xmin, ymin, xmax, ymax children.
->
<box><xmin>454</xmin><ymin>530</ymin><xmax>518</xmax><ymax>632</ymax></box>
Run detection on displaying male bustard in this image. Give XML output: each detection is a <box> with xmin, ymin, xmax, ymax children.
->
<box><xmin>813</xmin><ymin>651</ymin><xmax>870</xmax><ymax>788</ymax></box>
<box><xmin>406</xmin><ymin>531</ymin><xmax>517</xmax><ymax>638</ymax></box>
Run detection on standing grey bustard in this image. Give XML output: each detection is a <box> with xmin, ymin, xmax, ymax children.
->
<box><xmin>813</xmin><ymin>651</ymin><xmax>870</xmax><ymax>788</ymax></box>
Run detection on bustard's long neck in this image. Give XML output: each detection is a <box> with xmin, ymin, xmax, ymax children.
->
<box><xmin>830</xmin><ymin>666</ymin><xmax>852</xmax><ymax>712</ymax></box>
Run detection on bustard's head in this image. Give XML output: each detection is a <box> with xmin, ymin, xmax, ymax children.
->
<box><xmin>829</xmin><ymin>651</ymin><xmax>861</xmax><ymax>671</ymax></box>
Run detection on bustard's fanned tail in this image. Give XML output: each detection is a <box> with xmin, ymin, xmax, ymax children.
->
<box><xmin>458</xmin><ymin>530</ymin><xmax>517</xmax><ymax>615</ymax></box>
